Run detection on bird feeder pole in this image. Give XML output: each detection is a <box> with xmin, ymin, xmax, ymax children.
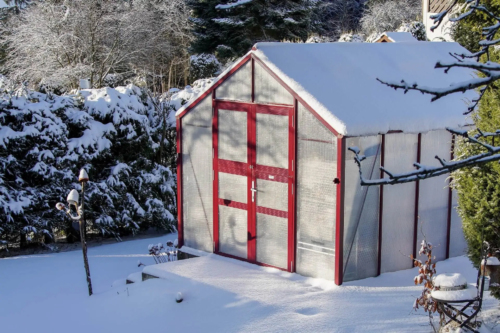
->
<box><xmin>56</xmin><ymin>168</ymin><xmax>93</xmax><ymax>296</ymax></box>
<box><xmin>79</xmin><ymin>171</ymin><xmax>93</xmax><ymax>296</ymax></box>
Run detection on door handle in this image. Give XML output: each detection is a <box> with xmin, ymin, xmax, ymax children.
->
<box><xmin>251</xmin><ymin>181</ymin><xmax>257</xmax><ymax>202</ymax></box>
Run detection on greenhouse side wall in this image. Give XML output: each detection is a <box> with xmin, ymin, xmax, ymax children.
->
<box><xmin>380</xmin><ymin>133</ymin><xmax>418</xmax><ymax>274</ymax></box>
<box><xmin>181</xmin><ymin>95</ymin><xmax>214</xmax><ymax>253</ymax></box>
<box><xmin>343</xmin><ymin>135</ymin><xmax>381</xmax><ymax>282</ymax></box>
<box><xmin>295</xmin><ymin>102</ymin><xmax>337</xmax><ymax>280</ymax></box>
<box><xmin>416</xmin><ymin>130</ymin><xmax>452</xmax><ymax>262</ymax></box>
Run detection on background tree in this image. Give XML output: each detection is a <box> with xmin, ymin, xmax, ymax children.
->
<box><xmin>313</xmin><ymin>0</ymin><xmax>364</xmax><ymax>41</ymax></box>
<box><xmin>188</xmin><ymin>0</ymin><xmax>315</xmax><ymax>63</ymax></box>
<box><xmin>1</xmin><ymin>0</ymin><xmax>192</xmax><ymax>93</ymax></box>
<box><xmin>360</xmin><ymin>0</ymin><xmax>423</xmax><ymax>40</ymax></box>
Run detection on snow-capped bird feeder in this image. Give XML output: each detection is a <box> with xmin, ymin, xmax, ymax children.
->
<box><xmin>79</xmin><ymin>168</ymin><xmax>89</xmax><ymax>183</ymax></box>
<box><xmin>67</xmin><ymin>189</ymin><xmax>79</xmax><ymax>206</ymax></box>
<box><xmin>175</xmin><ymin>42</ymin><xmax>475</xmax><ymax>285</ymax></box>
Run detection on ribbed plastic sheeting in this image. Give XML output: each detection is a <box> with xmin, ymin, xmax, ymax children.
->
<box><xmin>343</xmin><ymin>136</ymin><xmax>381</xmax><ymax>282</ymax></box>
<box><xmin>381</xmin><ymin>133</ymin><xmax>418</xmax><ymax>273</ymax></box>
<box><xmin>219</xmin><ymin>173</ymin><xmax>247</xmax><ymax>204</ymax></box>
<box><xmin>182</xmin><ymin>95</ymin><xmax>213</xmax><ymax>253</ymax></box>
<box><xmin>219</xmin><ymin>205</ymin><xmax>248</xmax><ymax>259</ymax></box>
<box><xmin>218</xmin><ymin>109</ymin><xmax>247</xmax><ymax>163</ymax></box>
<box><xmin>257</xmin><ymin>179</ymin><xmax>288</xmax><ymax>211</ymax></box>
<box><xmin>417</xmin><ymin>130</ymin><xmax>452</xmax><ymax>262</ymax></box>
<box><xmin>295</xmin><ymin>102</ymin><xmax>336</xmax><ymax>280</ymax></box>
<box><xmin>216</xmin><ymin>60</ymin><xmax>251</xmax><ymax>102</ymax></box>
<box><xmin>449</xmin><ymin>189</ymin><xmax>467</xmax><ymax>257</ymax></box>
<box><xmin>256</xmin><ymin>213</ymin><xmax>288</xmax><ymax>269</ymax></box>
<box><xmin>256</xmin><ymin>113</ymin><xmax>288</xmax><ymax>169</ymax></box>
<box><xmin>254</xmin><ymin>62</ymin><xmax>293</xmax><ymax>105</ymax></box>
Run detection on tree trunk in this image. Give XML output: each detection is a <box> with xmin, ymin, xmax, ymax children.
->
<box><xmin>19</xmin><ymin>232</ymin><xmax>27</xmax><ymax>249</ymax></box>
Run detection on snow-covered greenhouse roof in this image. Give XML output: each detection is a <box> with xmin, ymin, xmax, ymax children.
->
<box><xmin>177</xmin><ymin>42</ymin><xmax>476</xmax><ymax>136</ymax></box>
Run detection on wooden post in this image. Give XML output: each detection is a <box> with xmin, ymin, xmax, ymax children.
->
<box><xmin>80</xmin><ymin>182</ymin><xmax>93</xmax><ymax>296</ymax></box>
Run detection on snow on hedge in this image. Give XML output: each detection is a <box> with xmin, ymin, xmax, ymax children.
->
<box><xmin>0</xmin><ymin>78</ymin><xmax>176</xmax><ymax>243</ymax></box>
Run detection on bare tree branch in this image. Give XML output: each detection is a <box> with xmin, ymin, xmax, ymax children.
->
<box><xmin>352</xmin><ymin>0</ymin><xmax>500</xmax><ymax>186</ymax></box>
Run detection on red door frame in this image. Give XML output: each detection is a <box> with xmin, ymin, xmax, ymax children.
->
<box><xmin>213</xmin><ymin>100</ymin><xmax>296</xmax><ymax>272</ymax></box>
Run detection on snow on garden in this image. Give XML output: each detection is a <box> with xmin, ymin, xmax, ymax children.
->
<box><xmin>0</xmin><ymin>234</ymin><xmax>498</xmax><ymax>333</ymax></box>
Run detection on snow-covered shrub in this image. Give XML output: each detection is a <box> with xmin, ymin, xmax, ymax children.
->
<box><xmin>338</xmin><ymin>33</ymin><xmax>364</xmax><ymax>43</ymax></box>
<box><xmin>397</xmin><ymin>21</ymin><xmax>427</xmax><ymax>41</ymax></box>
<box><xmin>360</xmin><ymin>0</ymin><xmax>421</xmax><ymax>38</ymax></box>
<box><xmin>412</xmin><ymin>239</ymin><xmax>441</xmax><ymax>330</ymax></box>
<box><xmin>0</xmin><ymin>81</ymin><xmax>177</xmax><ymax>245</ymax></box>
<box><xmin>190</xmin><ymin>54</ymin><xmax>221</xmax><ymax>81</ymax></box>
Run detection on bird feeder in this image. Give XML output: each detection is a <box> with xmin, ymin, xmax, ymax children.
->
<box><xmin>67</xmin><ymin>189</ymin><xmax>79</xmax><ymax>206</ymax></box>
<box><xmin>79</xmin><ymin>169</ymin><xmax>89</xmax><ymax>182</ymax></box>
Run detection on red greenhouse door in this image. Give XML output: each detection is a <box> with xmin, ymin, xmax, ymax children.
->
<box><xmin>214</xmin><ymin>101</ymin><xmax>295</xmax><ymax>271</ymax></box>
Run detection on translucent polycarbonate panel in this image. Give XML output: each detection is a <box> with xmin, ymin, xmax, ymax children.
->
<box><xmin>417</xmin><ymin>130</ymin><xmax>452</xmax><ymax>262</ymax></box>
<box><xmin>381</xmin><ymin>133</ymin><xmax>418</xmax><ymax>273</ymax></box>
<box><xmin>256</xmin><ymin>179</ymin><xmax>288</xmax><ymax>212</ymax></box>
<box><xmin>449</xmin><ymin>189</ymin><xmax>467</xmax><ymax>257</ymax></box>
<box><xmin>218</xmin><ymin>109</ymin><xmax>247</xmax><ymax>163</ymax></box>
<box><xmin>216</xmin><ymin>60</ymin><xmax>251</xmax><ymax>102</ymax></box>
<box><xmin>182</xmin><ymin>95</ymin><xmax>213</xmax><ymax>253</ymax></box>
<box><xmin>343</xmin><ymin>136</ymin><xmax>381</xmax><ymax>282</ymax></box>
<box><xmin>256</xmin><ymin>113</ymin><xmax>289</xmax><ymax>168</ymax></box>
<box><xmin>254</xmin><ymin>62</ymin><xmax>293</xmax><ymax>105</ymax></box>
<box><xmin>296</xmin><ymin>245</ymin><xmax>335</xmax><ymax>281</ymax></box>
<box><xmin>256</xmin><ymin>213</ymin><xmax>288</xmax><ymax>269</ymax></box>
<box><xmin>219</xmin><ymin>205</ymin><xmax>247</xmax><ymax>259</ymax></box>
<box><xmin>295</xmin><ymin>102</ymin><xmax>336</xmax><ymax>280</ymax></box>
<box><xmin>219</xmin><ymin>172</ymin><xmax>247</xmax><ymax>204</ymax></box>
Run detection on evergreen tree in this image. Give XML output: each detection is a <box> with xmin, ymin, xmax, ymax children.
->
<box><xmin>0</xmin><ymin>81</ymin><xmax>74</xmax><ymax>246</ymax></box>
<box><xmin>0</xmin><ymin>79</ymin><xmax>177</xmax><ymax>246</ymax></box>
<box><xmin>451</xmin><ymin>0</ymin><xmax>500</xmax><ymax>53</ymax></box>
<box><xmin>189</xmin><ymin>0</ymin><xmax>315</xmax><ymax>62</ymax></box>
<box><xmin>453</xmin><ymin>55</ymin><xmax>500</xmax><ymax>271</ymax></box>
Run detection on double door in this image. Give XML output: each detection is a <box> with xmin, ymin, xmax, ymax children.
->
<box><xmin>213</xmin><ymin>101</ymin><xmax>295</xmax><ymax>271</ymax></box>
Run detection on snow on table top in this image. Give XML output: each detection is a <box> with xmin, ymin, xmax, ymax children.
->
<box><xmin>253</xmin><ymin>42</ymin><xmax>475</xmax><ymax>136</ymax></box>
<box><xmin>433</xmin><ymin>273</ymin><xmax>467</xmax><ymax>288</ymax></box>
<box><xmin>431</xmin><ymin>286</ymin><xmax>478</xmax><ymax>302</ymax></box>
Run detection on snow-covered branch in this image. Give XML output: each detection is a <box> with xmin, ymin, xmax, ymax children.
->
<box><xmin>352</xmin><ymin>0</ymin><xmax>500</xmax><ymax>186</ymax></box>
<box><xmin>350</xmin><ymin>128</ymin><xmax>500</xmax><ymax>186</ymax></box>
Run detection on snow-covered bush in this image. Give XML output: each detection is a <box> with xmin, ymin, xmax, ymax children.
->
<box><xmin>190</xmin><ymin>54</ymin><xmax>221</xmax><ymax>82</ymax></box>
<box><xmin>0</xmin><ymin>80</ymin><xmax>177</xmax><ymax>246</ymax></box>
<box><xmin>397</xmin><ymin>21</ymin><xmax>427</xmax><ymax>41</ymax></box>
<box><xmin>338</xmin><ymin>33</ymin><xmax>364</xmax><ymax>43</ymax></box>
<box><xmin>360</xmin><ymin>0</ymin><xmax>421</xmax><ymax>38</ymax></box>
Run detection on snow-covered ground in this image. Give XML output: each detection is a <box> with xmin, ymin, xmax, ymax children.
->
<box><xmin>0</xmin><ymin>234</ymin><xmax>498</xmax><ymax>332</ymax></box>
